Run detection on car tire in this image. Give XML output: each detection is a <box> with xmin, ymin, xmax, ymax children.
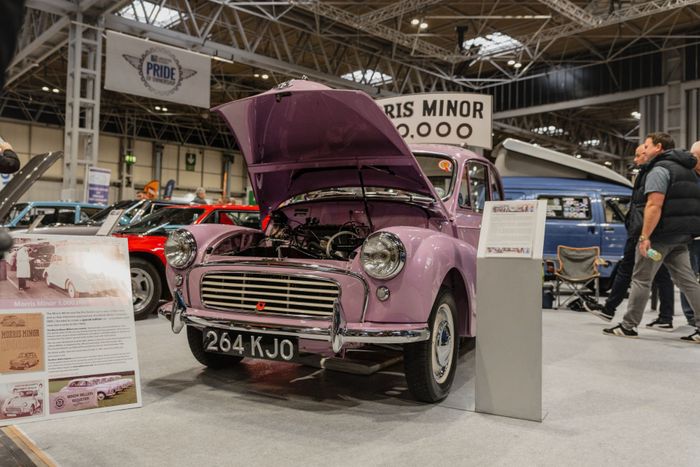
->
<box><xmin>66</xmin><ymin>280</ymin><xmax>79</xmax><ymax>298</ymax></box>
<box><xmin>130</xmin><ymin>258</ymin><xmax>161</xmax><ymax>321</ymax></box>
<box><xmin>29</xmin><ymin>405</ymin><xmax>35</xmax><ymax>415</ymax></box>
<box><xmin>96</xmin><ymin>392</ymin><xmax>106</xmax><ymax>401</ymax></box>
<box><xmin>44</xmin><ymin>273</ymin><xmax>51</xmax><ymax>288</ymax></box>
<box><xmin>187</xmin><ymin>326</ymin><xmax>243</xmax><ymax>369</ymax></box>
<box><xmin>404</xmin><ymin>287</ymin><xmax>459</xmax><ymax>403</ymax></box>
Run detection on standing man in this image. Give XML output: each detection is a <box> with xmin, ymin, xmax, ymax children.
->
<box><xmin>678</xmin><ymin>140</ymin><xmax>700</xmax><ymax>326</ymax></box>
<box><xmin>604</xmin><ymin>133</ymin><xmax>700</xmax><ymax>343</ymax></box>
<box><xmin>16</xmin><ymin>245</ymin><xmax>30</xmax><ymax>290</ymax></box>
<box><xmin>193</xmin><ymin>187</ymin><xmax>208</xmax><ymax>204</ymax></box>
<box><xmin>585</xmin><ymin>144</ymin><xmax>675</xmax><ymax>327</ymax></box>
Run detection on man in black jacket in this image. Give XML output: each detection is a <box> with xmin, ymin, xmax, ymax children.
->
<box><xmin>604</xmin><ymin>133</ymin><xmax>700</xmax><ymax>343</ymax></box>
<box><xmin>0</xmin><ymin>140</ymin><xmax>20</xmax><ymax>173</ymax></box>
<box><xmin>584</xmin><ymin>145</ymin><xmax>675</xmax><ymax>328</ymax></box>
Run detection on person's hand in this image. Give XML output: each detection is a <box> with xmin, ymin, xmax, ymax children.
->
<box><xmin>0</xmin><ymin>141</ymin><xmax>13</xmax><ymax>152</ymax></box>
<box><xmin>638</xmin><ymin>238</ymin><xmax>652</xmax><ymax>257</ymax></box>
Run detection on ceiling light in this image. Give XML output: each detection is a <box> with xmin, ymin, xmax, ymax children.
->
<box><xmin>513</xmin><ymin>62</ymin><xmax>522</xmax><ymax>69</ymax></box>
<box><xmin>419</xmin><ymin>22</ymin><xmax>429</xmax><ymax>29</ymax></box>
<box><xmin>212</xmin><ymin>55</ymin><xmax>234</xmax><ymax>64</ymax></box>
<box><xmin>162</xmin><ymin>107</ymin><xmax>168</xmax><ymax>112</ymax></box>
<box><xmin>52</xmin><ymin>88</ymin><xmax>60</xmax><ymax>93</ymax></box>
<box><xmin>507</xmin><ymin>60</ymin><xmax>515</xmax><ymax>66</ymax></box>
<box><xmin>253</xmin><ymin>73</ymin><xmax>260</xmax><ymax>78</ymax></box>
<box><xmin>411</xmin><ymin>18</ymin><xmax>420</xmax><ymax>26</ymax></box>
<box><xmin>631</xmin><ymin>111</ymin><xmax>641</xmax><ymax>120</ymax></box>
<box><xmin>261</xmin><ymin>73</ymin><xmax>269</xmax><ymax>79</ymax></box>
<box><xmin>575</xmin><ymin>154</ymin><xmax>582</xmax><ymax>159</ymax></box>
<box><xmin>604</xmin><ymin>161</ymin><xmax>612</xmax><ymax>166</ymax></box>
<box><xmin>155</xmin><ymin>106</ymin><xmax>161</xmax><ymax>110</ymax></box>
<box><xmin>41</xmin><ymin>86</ymin><xmax>49</xmax><ymax>92</ymax></box>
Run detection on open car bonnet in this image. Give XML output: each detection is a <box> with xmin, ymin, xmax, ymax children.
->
<box><xmin>213</xmin><ymin>80</ymin><xmax>444</xmax><ymax>217</ymax></box>
<box><xmin>0</xmin><ymin>151</ymin><xmax>63</xmax><ymax>223</ymax></box>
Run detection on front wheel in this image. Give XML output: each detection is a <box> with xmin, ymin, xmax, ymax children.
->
<box><xmin>404</xmin><ymin>287</ymin><xmax>459</xmax><ymax>403</ymax></box>
<box><xmin>187</xmin><ymin>326</ymin><xmax>243</xmax><ymax>369</ymax></box>
<box><xmin>130</xmin><ymin>258</ymin><xmax>162</xmax><ymax>320</ymax></box>
<box><xmin>66</xmin><ymin>280</ymin><xmax>79</xmax><ymax>298</ymax></box>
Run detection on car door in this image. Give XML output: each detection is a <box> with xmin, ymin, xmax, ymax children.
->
<box><xmin>454</xmin><ymin>161</ymin><xmax>491</xmax><ymax>245</ymax></box>
<box><xmin>537</xmin><ymin>193</ymin><xmax>598</xmax><ymax>259</ymax></box>
<box><xmin>600</xmin><ymin>194</ymin><xmax>630</xmax><ymax>261</ymax></box>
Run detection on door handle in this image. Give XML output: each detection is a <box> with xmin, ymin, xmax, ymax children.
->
<box><xmin>603</xmin><ymin>227</ymin><xmax>615</xmax><ymax>232</ymax></box>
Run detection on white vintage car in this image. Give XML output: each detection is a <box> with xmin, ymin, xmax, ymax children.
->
<box><xmin>58</xmin><ymin>378</ymin><xmax>117</xmax><ymax>401</ymax></box>
<box><xmin>2</xmin><ymin>389</ymin><xmax>42</xmax><ymax>417</ymax></box>
<box><xmin>43</xmin><ymin>247</ymin><xmax>115</xmax><ymax>298</ymax></box>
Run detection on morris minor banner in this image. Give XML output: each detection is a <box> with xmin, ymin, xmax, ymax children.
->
<box><xmin>378</xmin><ymin>93</ymin><xmax>493</xmax><ymax>149</ymax></box>
<box><xmin>105</xmin><ymin>30</ymin><xmax>211</xmax><ymax>108</ymax></box>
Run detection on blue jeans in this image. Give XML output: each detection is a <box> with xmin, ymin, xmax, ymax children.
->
<box><xmin>679</xmin><ymin>239</ymin><xmax>700</xmax><ymax>324</ymax></box>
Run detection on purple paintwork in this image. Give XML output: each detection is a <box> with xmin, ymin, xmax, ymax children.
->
<box><xmin>165</xmin><ymin>80</ymin><xmax>503</xmax><ymax>400</ymax></box>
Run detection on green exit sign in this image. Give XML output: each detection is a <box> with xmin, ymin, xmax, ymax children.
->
<box><xmin>124</xmin><ymin>152</ymin><xmax>136</xmax><ymax>165</ymax></box>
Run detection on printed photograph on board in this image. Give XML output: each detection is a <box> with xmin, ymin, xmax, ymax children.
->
<box><xmin>49</xmin><ymin>371</ymin><xmax>137</xmax><ymax>414</ymax></box>
<box><xmin>0</xmin><ymin>236</ymin><xmax>131</xmax><ymax>308</ymax></box>
<box><xmin>0</xmin><ymin>312</ymin><xmax>44</xmax><ymax>373</ymax></box>
<box><xmin>0</xmin><ymin>381</ymin><xmax>44</xmax><ymax>420</ymax></box>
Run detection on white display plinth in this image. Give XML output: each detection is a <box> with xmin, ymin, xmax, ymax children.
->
<box><xmin>475</xmin><ymin>200</ymin><xmax>546</xmax><ymax>422</ymax></box>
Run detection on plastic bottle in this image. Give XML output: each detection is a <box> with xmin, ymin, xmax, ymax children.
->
<box><xmin>647</xmin><ymin>249</ymin><xmax>662</xmax><ymax>261</ymax></box>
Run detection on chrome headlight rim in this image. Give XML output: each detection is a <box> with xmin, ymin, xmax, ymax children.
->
<box><xmin>360</xmin><ymin>231</ymin><xmax>406</xmax><ymax>280</ymax></box>
<box><xmin>165</xmin><ymin>229</ymin><xmax>197</xmax><ymax>269</ymax></box>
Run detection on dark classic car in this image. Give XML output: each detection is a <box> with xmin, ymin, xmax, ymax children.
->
<box><xmin>161</xmin><ymin>80</ymin><xmax>503</xmax><ymax>402</ymax></box>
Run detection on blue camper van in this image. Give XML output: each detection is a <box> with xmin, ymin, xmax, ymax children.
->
<box><xmin>494</xmin><ymin>139</ymin><xmax>634</xmax><ymax>291</ymax></box>
<box><xmin>502</xmin><ymin>177</ymin><xmax>631</xmax><ymax>290</ymax></box>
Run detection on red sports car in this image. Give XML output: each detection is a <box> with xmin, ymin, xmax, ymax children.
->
<box><xmin>114</xmin><ymin>204</ymin><xmax>260</xmax><ymax>319</ymax></box>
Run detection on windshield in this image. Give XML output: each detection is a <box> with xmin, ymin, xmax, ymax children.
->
<box><xmin>117</xmin><ymin>208</ymin><xmax>204</xmax><ymax>235</ymax></box>
<box><xmin>84</xmin><ymin>200</ymin><xmax>141</xmax><ymax>225</ymax></box>
<box><xmin>414</xmin><ymin>153</ymin><xmax>456</xmax><ymax>199</ymax></box>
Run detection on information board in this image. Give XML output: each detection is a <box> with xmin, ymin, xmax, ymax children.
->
<box><xmin>0</xmin><ymin>235</ymin><xmax>141</xmax><ymax>425</ymax></box>
<box><xmin>477</xmin><ymin>200</ymin><xmax>547</xmax><ymax>259</ymax></box>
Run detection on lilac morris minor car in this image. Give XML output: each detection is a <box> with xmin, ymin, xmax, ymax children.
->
<box><xmin>162</xmin><ymin>80</ymin><xmax>503</xmax><ymax>402</ymax></box>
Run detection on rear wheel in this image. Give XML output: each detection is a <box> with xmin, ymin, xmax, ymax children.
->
<box><xmin>187</xmin><ymin>326</ymin><xmax>243</xmax><ymax>369</ymax></box>
<box><xmin>66</xmin><ymin>280</ymin><xmax>79</xmax><ymax>298</ymax></box>
<box><xmin>404</xmin><ymin>287</ymin><xmax>459</xmax><ymax>403</ymax></box>
<box><xmin>96</xmin><ymin>392</ymin><xmax>106</xmax><ymax>401</ymax></box>
<box><xmin>130</xmin><ymin>258</ymin><xmax>161</xmax><ymax>320</ymax></box>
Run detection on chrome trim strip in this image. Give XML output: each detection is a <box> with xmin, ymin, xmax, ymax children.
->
<box><xmin>183</xmin><ymin>314</ymin><xmax>430</xmax><ymax>346</ymax></box>
<box><xmin>189</xmin><ymin>260</ymin><xmax>371</xmax><ymax>322</ymax></box>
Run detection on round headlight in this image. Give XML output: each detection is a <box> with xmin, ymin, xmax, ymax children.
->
<box><xmin>165</xmin><ymin>229</ymin><xmax>197</xmax><ymax>269</ymax></box>
<box><xmin>360</xmin><ymin>232</ymin><xmax>406</xmax><ymax>280</ymax></box>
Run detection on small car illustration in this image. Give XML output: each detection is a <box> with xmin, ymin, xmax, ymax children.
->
<box><xmin>58</xmin><ymin>378</ymin><xmax>117</xmax><ymax>401</ymax></box>
<box><xmin>2</xmin><ymin>390</ymin><xmax>42</xmax><ymax>417</ymax></box>
<box><xmin>9</xmin><ymin>352</ymin><xmax>39</xmax><ymax>370</ymax></box>
<box><xmin>0</xmin><ymin>315</ymin><xmax>26</xmax><ymax>327</ymax></box>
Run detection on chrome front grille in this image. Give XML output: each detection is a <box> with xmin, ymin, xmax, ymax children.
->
<box><xmin>200</xmin><ymin>271</ymin><xmax>339</xmax><ymax>318</ymax></box>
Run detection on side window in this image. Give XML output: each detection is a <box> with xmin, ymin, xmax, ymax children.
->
<box><xmin>56</xmin><ymin>208</ymin><xmax>76</xmax><ymax>225</ymax></box>
<box><xmin>603</xmin><ymin>196</ymin><xmax>631</xmax><ymax>223</ymax></box>
<box><xmin>200</xmin><ymin>211</ymin><xmax>218</xmax><ymax>224</ymax></box>
<box><xmin>459</xmin><ymin>162</ymin><xmax>489</xmax><ymax>212</ymax></box>
<box><xmin>539</xmin><ymin>196</ymin><xmax>591</xmax><ymax>220</ymax></box>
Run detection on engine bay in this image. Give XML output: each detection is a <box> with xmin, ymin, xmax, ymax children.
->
<box><xmin>236</xmin><ymin>210</ymin><xmax>369</xmax><ymax>260</ymax></box>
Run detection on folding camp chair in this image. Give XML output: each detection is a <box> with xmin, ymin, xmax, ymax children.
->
<box><xmin>553</xmin><ymin>245</ymin><xmax>602</xmax><ymax>310</ymax></box>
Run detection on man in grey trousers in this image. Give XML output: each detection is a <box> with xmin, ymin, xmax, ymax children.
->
<box><xmin>604</xmin><ymin>132</ymin><xmax>700</xmax><ymax>343</ymax></box>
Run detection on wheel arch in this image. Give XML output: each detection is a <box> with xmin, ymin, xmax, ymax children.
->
<box><xmin>441</xmin><ymin>268</ymin><xmax>471</xmax><ymax>336</ymax></box>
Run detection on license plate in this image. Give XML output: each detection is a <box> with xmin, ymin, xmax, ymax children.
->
<box><xmin>203</xmin><ymin>329</ymin><xmax>298</xmax><ymax>362</ymax></box>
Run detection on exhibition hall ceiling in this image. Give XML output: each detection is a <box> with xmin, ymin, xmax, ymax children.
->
<box><xmin>3</xmin><ymin>0</ymin><xmax>700</xmax><ymax>158</ymax></box>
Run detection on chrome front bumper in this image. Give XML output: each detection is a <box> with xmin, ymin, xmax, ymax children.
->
<box><xmin>162</xmin><ymin>291</ymin><xmax>430</xmax><ymax>353</ymax></box>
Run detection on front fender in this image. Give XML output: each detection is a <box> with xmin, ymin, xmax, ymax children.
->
<box><xmin>355</xmin><ymin>226</ymin><xmax>476</xmax><ymax>330</ymax></box>
<box><xmin>164</xmin><ymin>224</ymin><xmax>262</xmax><ymax>298</ymax></box>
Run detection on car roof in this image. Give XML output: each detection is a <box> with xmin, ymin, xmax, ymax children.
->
<box><xmin>409</xmin><ymin>143</ymin><xmax>492</xmax><ymax>165</ymax></box>
<box><xmin>501</xmin><ymin>176</ymin><xmax>632</xmax><ymax>193</ymax></box>
<box><xmin>163</xmin><ymin>204</ymin><xmax>260</xmax><ymax>212</ymax></box>
<box><xmin>18</xmin><ymin>201</ymin><xmax>105</xmax><ymax>208</ymax></box>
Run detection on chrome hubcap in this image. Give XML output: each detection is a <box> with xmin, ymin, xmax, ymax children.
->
<box><xmin>431</xmin><ymin>304</ymin><xmax>454</xmax><ymax>385</ymax></box>
<box><xmin>131</xmin><ymin>268</ymin><xmax>155</xmax><ymax>313</ymax></box>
